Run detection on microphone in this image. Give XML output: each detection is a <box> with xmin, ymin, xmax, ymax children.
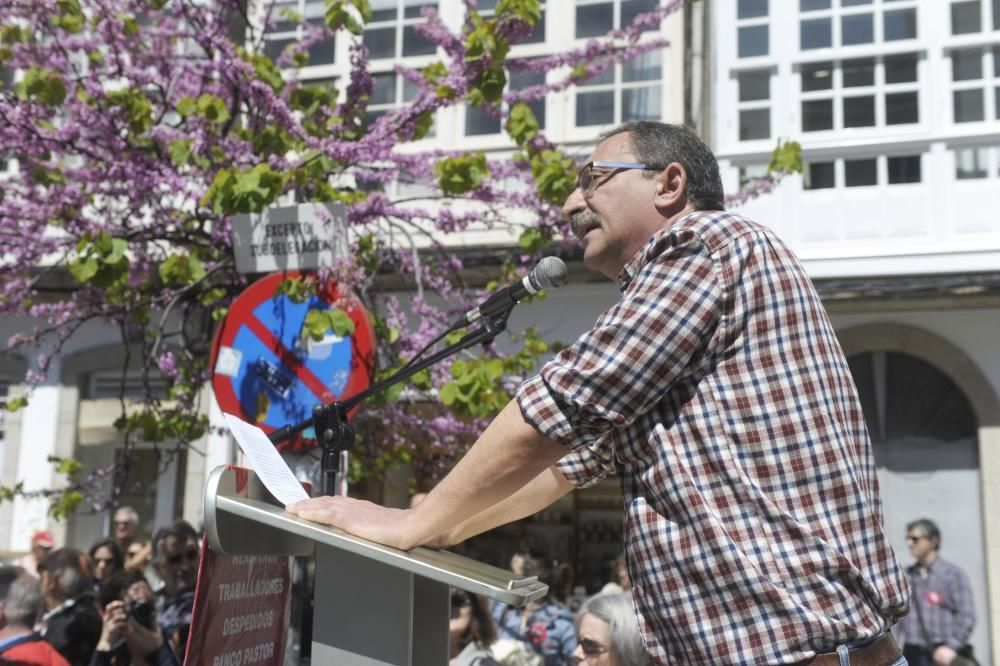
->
<box><xmin>461</xmin><ymin>257</ymin><xmax>569</xmax><ymax>325</ymax></box>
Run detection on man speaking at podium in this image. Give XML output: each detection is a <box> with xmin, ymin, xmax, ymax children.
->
<box><xmin>288</xmin><ymin>122</ymin><xmax>910</xmax><ymax>665</ymax></box>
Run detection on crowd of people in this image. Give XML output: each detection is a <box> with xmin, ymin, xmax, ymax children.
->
<box><xmin>0</xmin><ymin>508</ymin><xmax>200</xmax><ymax>666</ymax></box>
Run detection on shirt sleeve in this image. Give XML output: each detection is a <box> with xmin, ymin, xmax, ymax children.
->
<box><xmin>945</xmin><ymin>565</ymin><xmax>976</xmax><ymax>649</ymax></box>
<box><xmin>517</xmin><ymin>230</ymin><xmax>722</xmax><ymax>480</ymax></box>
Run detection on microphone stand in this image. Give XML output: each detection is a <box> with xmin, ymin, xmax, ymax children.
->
<box><xmin>268</xmin><ymin>308</ymin><xmax>513</xmax><ymax>496</ymax></box>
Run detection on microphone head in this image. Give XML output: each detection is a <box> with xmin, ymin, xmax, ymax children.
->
<box><xmin>532</xmin><ymin>256</ymin><xmax>569</xmax><ymax>290</ymax></box>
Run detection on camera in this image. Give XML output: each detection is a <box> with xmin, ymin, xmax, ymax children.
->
<box><xmin>124</xmin><ymin>599</ymin><xmax>155</xmax><ymax>630</ymax></box>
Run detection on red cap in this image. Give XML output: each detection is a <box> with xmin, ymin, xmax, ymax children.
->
<box><xmin>32</xmin><ymin>529</ymin><xmax>55</xmax><ymax>548</ymax></box>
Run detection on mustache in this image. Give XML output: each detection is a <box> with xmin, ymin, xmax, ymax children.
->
<box><xmin>570</xmin><ymin>212</ymin><xmax>600</xmax><ymax>236</ymax></box>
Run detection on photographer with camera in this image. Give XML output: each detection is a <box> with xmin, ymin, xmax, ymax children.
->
<box><xmin>90</xmin><ymin>571</ymin><xmax>179</xmax><ymax>666</ymax></box>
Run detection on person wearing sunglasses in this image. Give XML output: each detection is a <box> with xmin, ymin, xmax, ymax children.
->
<box><xmin>151</xmin><ymin>521</ymin><xmax>199</xmax><ymax>659</ymax></box>
<box><xmin>573</xmin><ymin>593</ymin><xmax>647</xmax><ymax>666</ymax></box>
<box><xmin>287</xmin><ymin>121</ymin><xmax>908</xmax><ymax>665</ymax></box>
<box><xmin>898</xmin><ymin>519</ymin><xmax>977</xmax><ymax>666</ymax></box>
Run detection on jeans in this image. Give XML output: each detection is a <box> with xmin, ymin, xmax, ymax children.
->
<box><xmin>834</xmin><ymin>643</ymin><xmax>909</xmax><ymax>666</ymax></box>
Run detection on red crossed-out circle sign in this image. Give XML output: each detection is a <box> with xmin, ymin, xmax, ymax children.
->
<box><xmin>210</xmin><ymin>272</ymin><xmax>375</xmax><ymax>452</ymax></box>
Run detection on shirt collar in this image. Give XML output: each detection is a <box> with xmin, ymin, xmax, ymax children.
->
<box><xmin>616</xmin><ymin>210</ymin><xmax>706</xmax><ymax>292</ymax></box>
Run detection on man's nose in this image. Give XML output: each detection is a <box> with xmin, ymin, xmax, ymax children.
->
<box><xmin>561</xmin><ymin>186</ymin><xmax>587</xmax><ymax>221</ymax></box>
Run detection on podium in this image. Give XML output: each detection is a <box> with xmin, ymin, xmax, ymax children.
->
<box><xmin>203</xmin><ymin>466</ymin><xmax>548</xmax><ymax>665</ymax></box>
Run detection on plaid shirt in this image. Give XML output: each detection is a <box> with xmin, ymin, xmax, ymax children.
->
<box><xmin>516</xmin><ymin>211</ymin><xmax>909</xmax><ymax>665</ymax></box>
<box><xmin>900</xmin><ymin>558</ymin><xmax>975</xmax><ymax>651</ymax></box>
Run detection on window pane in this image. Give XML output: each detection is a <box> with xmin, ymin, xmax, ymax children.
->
<box><xmin>801</xmin><ymin>62</ymin><xmax>834</xmax><ymax>90</ymax></box>
<box><xmin>994</xmin><ymin>47</ymin><xmax>1000</xmax><ymax>75</ymax></box>
<box><xmin>953</xmin><ymin>89</ymin><xmax>985</xmax><ymax>122</ymax></box>
<box><xmin>466</xmin><ymin>106</ymin><xmax>501</xmax><ymax>135</ymax></box>
<box><xmin>842</xmin><ymin>0</ymin><xmax>871</xmax><ymax>5</ymax></box>
<box><xmin>802</xmin><ymin>99</ymin><xmax>833</xmax><ymax>130</ymax></box>
<box><xmin>842</xmin><ymin>13</ymin><xmax>874</xmax><ymax>45</ymax></box>
<box><xmin>623</xmin><ymin>50</ymin><xmax>661</xmax><ymax>82</ymax></box>
<box><xmin>510</xmin><ymin>69</ymin><xmax>546</xmax><ymax>128</ymax></box>
<box><xmin>577</xmin><ymin>90</ymin><xmax>614</xmax><ymax>126</ymax></box>
<box><xmin>738</xmin><ymin>71</ymin><xmax>770</xmax><ymax>101</ymax></box>
<box><xmin>622</xmin><ymin>0</ymin><xmax>658</xmax><ymax>30</ymax></box>
<box><xmin>739</xmin><ymin>164</ymin><xmax>768</xmax><ymax>186</ymax></box>
<box><xmin>522</xmin><ymin>10</ymin><xmax>546</xmax><ymax>43</ymax></box>
<box><xmin>845</xmin><ymin>159</ymin><xmax>877</xmax><ymax>186</ymax></box>
<box><xmin>885</xmin><ymin>54</ymin><xmax>918</xmax><ymax>83</ymax></box>
<box><xmin>740</xmin><ymin>108</ymin><xmax>770</xmax><ymax>140</ymax></box>
<box><xmin>364</xmin><ymin>27</ymin><xmax>396</xmax><ymax>59</ymax></box>
<box><xmin>884</xmin><ymin>8</ymin><xmax>917</xmax><ymax>40</ymax></box>
<box><xmin>622</xmin><ymin>85</ymin><xmax>661</xmax><ymax>121</ymax></box>
<box><xmin>886</xmin><ymin>92</ymin><xmax>919</xmax><ymax>124</ymax></box>
<box><xmin>952</xmin><ymin>49</ymin><xmax>983</xmax><ymax>80</ymax></box>
<box><xmin>307</xmin><ymin>35</ymin><xmax>336</xmax><ymax>66</ymax></box>
<box><xmin>801</xmin><ymin>19</ymin><xmax>832</xmax><ymax>50</ymax></box>
<box><xmin>955</xmin><ymin>147</ymin><xmax>988</xmax><ymax>179</ymax></box>
<box><xmin>843</xmin><ymin>58</ymin><xmax>875</xmax><ymax>87</ymax></box>
<box><xmin>577</xmin><ymin>3</ymin><xmax>613</xmax><ymax>38</ymax></box>
<box><xmin>800</xmin><ymin>0</ymin><xmax>830</xmax><ymax>10</ymax></box>
<box><xmin>263</xmin><ymin>37</ymin><xmax>294</xmax><ymax>62</ymax></box>
<box><xmin>738</xmin><ymin>0</ymin><xmax>768</xmax><ymax>18</ymax></box>
<box><xmin>951</xmin><ymin>1</ymin><xmax>982</xmax><ymax>34</ymax></box>
<box><xmin>996</xmin><ymin>86</ymin><xmax>1000</xmax><ymax>119</ymax></box>
<box><xmin>402</xmin><ymin>25</ymin><xmax>436</xmax><ymax>55</ymax></box>
<box><xmin>371</xmin><ymin>73</ymin><xmax>396</xmax><ymax>104</ymax></box>
<box><xmin>738</xmin><ymin>25</ymin><xmax>769</xmax><ymax>57</ymax></box>
<box><xmin>995</xmin><ymin>0</ymin><xmax>1000</xmax><ymax>29</ymax></box>
<box><xmin>844</xmin><ymin>96</ymin><xmax>875</xmax><ymax>127</ymax></box>
<box><xmin>404</xmin><ymin>0</ymin><xmax>435</xmax><ymax>18</ymax></box>
<box><xmin>887</xmin><ymin>155</ymin><xmax>921</xmax><ymax>184</ymax></box>
<box><xmin>805</xmin><ymin>161</ymin><xmax>835</xmax><ymax>189</ymax></box>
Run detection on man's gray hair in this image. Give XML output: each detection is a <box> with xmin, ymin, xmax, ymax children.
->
<box><xmin>114</xmin><ymin>506</ymin><xmax>139</xmax><ymax>524</ymax></box>
<box><xmin>0</xmin><ymin>566</ymin><xmax>43</xmax><ymax>628</ymax></box>
<box><xmin>576</xmin><ymin>592</ymin><xmax>651</xmax><ymax>666</ymax></box>
<box><xmin>599</xmin><ymin>121</ymin><xmax>725</xmax><ymax>211</ymax></box>
<box><xmin>907</xmin><ymin>518</ymin><xmax>941</xmax><ymax>550</ymax></box>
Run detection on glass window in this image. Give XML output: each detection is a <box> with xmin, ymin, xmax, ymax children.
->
<box><xmin>402</xmin><ymin>24</ymin><xmax>435</xmax><ymax>55</ymax></box>
<box><xmin>264</xmin><ymin>37</ymin><xmax>295</xmax><ymax>62</ymax></box>
<box><xmin>885</xmin><ymin>54</ymin><xmax>918</xmax><ymax>83</ymax></box>
<box><xmin>995</xmin><ymin>0</ymin><xmax>1000</xmax><ymax>29</ymax></box>
<box><xmin>955</xmin><ymin>147</ymin><xmax>988</xmax><ymax>179</ymax></box>
<box><xmin>371</xmin><ymin>73</ymin><xmax>396</xmax><ymax>105</ymax></box>
<box><xmin>951</xmin><ymin>1</ymin><xmax>982</xmax><ymax>34</ymax></box>
<box><xmin>738</xmin><ymin>71</ymin><xmax>770</xmax><ymax>101</ymax></box>
<box><xmin>800</xmin><ymin>0</ymin><xmax>830</xmax><ymax>10</ymax></box>
<box><xmin>576</xmin><ymin>3</ymin><xmax>612</xmax><ymax>38</ymax></box>
<box><xmin>739</xmin><ymin>164</ymin><xmax>768</xmax><ymax>185</ymax></box>
<box><xmin>801</xmin><ymin>62</ymin><xmax>834</xmax><ymax>91</ymax></box>
<box><xmin>623</xmin><ymin>50</ymin><xmax>661</xmax><ymax>82</ymax></box>
<box><xmin>738</xmin><ymin>0</ymin><xmax>768</xmax><ymax>18</ymax></box>
<box><xmin>845</xmin><ymin>158</ymin><xmax>877</xmax><ymax>186</ymax></box>
<box><xmin>805</xmin><ymin>161</ymin><xmax>835</xmax><ymax>189</ymax></box>
<box><xmin>739</xmin><ymin>25</ymin><xmax>769</xmax><ymax>57</ymax></box>
<box><xmin>844</xmin><ymin>95</ymin><xmax>876</xmax><ymax>127</ymax></box>
<box><xmin>842</xmin><ymin>13</ymin><xmax>874</xmax><ymax>45</ymax></box>
<box><xmin>996</xmin><ymin>86</ymin><xmax>1000</xmax><ymax>119</ymax></box>
<box><xmin>803</xmin><ymin>99</ymin><xmax>834</xmax><ymax>131</ymax></box>
<box><xmin>466</xmin><ymin>106</ymin><xmax>501</xmax><ymax>135</ymax></box>
<box><xmin>886</xmin><ymin>92</ymin><xmax>919</xmax><ymax>124</ymax></box>
<box><xmin>576</xmin><ymin>90</ymin><xmax>615</xmax><ymax>126</ymax></box>
<box><xmin>801</xmin><ymin>18</ymin><xmax>832</xmax><ymax>50</ymax></box>
<box><xmin>843</xmin><ymin>58</ymin><xmax>875</xmax><ymax>87</ymax></box>
<box><xmin>887</xmin><ymin>155</ymin><xmax>921</xmax><ymax>184</ymax></box>
<box><xmin>842</xmin><ymin>0</ymin><xmax>871</xmax><ymax>5</ymax></box>
<box><xmin>622</xmin><ymin>86</ymin><xmax>661</xmax><ymax>121</ymax></box>
<box><xmin>884</xmin><ymin>8</ymin><xmax>917</xmax><ymax>41</ymax></box>
<box><xmin>740</xmin><ymin>108</ymin><xmax>770</xmax><ymax>140</ymax></box>
<box><xmin>510</xmin><ymin>69</ymin><xmax>546</xmax><ymax>129</ymax></box>
<box><xmin>364</xmin><ymin>26</ymin><xmax>396</xmax><ymax>59</ymax></box>
<box><xmin>954</xmin><ymin>88</ymin><xmax>985</xmax><ymax>122</ymax></box>
<box><xmin>952</xmin><ymin>49</ymin><xmax>983</xmax><ymax>81</ymax></box>
<box><xmin>622</xmin><ymin>0</ymin><xmax>658</xmax><ymax>30</ymax></box>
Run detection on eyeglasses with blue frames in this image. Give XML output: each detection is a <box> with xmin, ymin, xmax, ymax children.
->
<box><xmin>576</xmin><ymin>160</ymin><xmax>661</xmax><ymax>193</ymax></box>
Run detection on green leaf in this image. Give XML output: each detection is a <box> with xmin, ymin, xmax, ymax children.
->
<box><xmin>68</xmin><ymin>256</ymin><xmax>99</xmax><ymax>283</ymax></box>
<box><xmin>435</xmin><ymin>153</ymin><xmax>489</xmax><ymax>195</ymax></box>
<box><xmin>16</xmin><ymin>68</ymin><xmax>66</xmax><ymax>106</ymax></box>
<box><xmin>325</xmin><ymin>0</ymin><xmax>372</xmax><ymax>35</ymax></box>
<box><xmin>530</xmin><ymin>149</ymin><xmax>576</xmax><ymax>205</ymax></box>
<box><xmin>176</xmin><ymin>96</ymin><xmax>196</xmax><ymax>117</ymax></box>
<box><xmin>197</xmin><ymin>93</ymin><xmax>230</xmax><ymax>124</ymax></box>
<box><xmin>159</xmin><ymin>253</ymin><xmax>206</xmax><ymax>287</ymax></box>
<box><xmin>468</xmin><ymin>66</ymin><xmax>506</xmax><ymax>105</ymax></box>
<box><xmin>506</xmin><ymin>102</ymin><xmax>539</xmax><ymax>147</ymax></box>
<box><xmin>768</xmin><ymin>139</ymin><xmax>803</xmax><ymax>175</ymax></box>
<box><xmin>496</xmin><ymin>0</ymin><xmax>541</xmax><ymax>24</ymax></box>
<box><xmin>247</xmin><ymin>53</ymin><xmax>284</xmax><ymax>93</ymax></box>
<box><xmin>4</xmin><ymin>396</ymin><xmax>28</xmax><ymax>412</ymax></box>
<box><xmin>168</xmin><ymin>139</ymin><xmax>192</xmax><ymax>167</ymax></box>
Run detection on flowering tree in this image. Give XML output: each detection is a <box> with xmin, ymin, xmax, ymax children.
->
<box><xmin>0</xmin><ymin>0</ymin><xmax>795</xmax><ymax>516</ymax></box>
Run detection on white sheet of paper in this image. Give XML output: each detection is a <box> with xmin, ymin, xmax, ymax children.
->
<box><xmin>223</xmin><ymin>413</ymin><xmax>310</xmax><ymax>506</ymax></box>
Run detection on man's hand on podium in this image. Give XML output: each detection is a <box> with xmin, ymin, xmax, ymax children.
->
<box><xmin>286</xmin><ymin>496</ymin><xmax>421</xmax><ymax>551</ymax></box>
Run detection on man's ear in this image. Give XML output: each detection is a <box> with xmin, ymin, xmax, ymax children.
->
<box><xmin>653</xmin><ymin>162</ymin><xmax>687</xmax><ymax>211</ymax></box>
